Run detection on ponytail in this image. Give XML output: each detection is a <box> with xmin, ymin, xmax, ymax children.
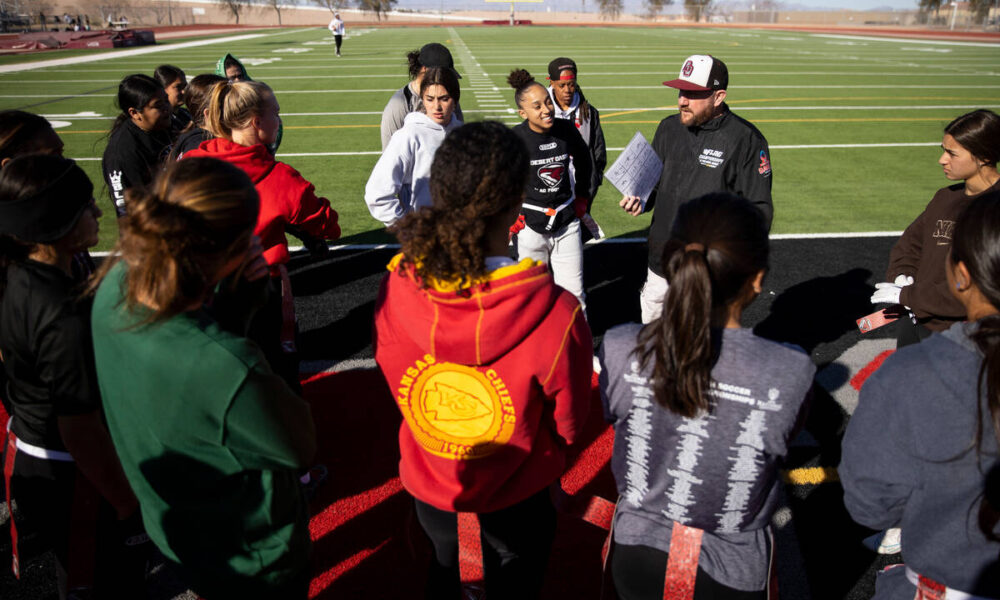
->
<box><xmin>204</xmin><ymin>80</ymin><xmax>273</xmax><ymax>141</ymax></box>
<box><xmin>88</xmin><ymin>157</ymin><xmax>258</xmax><ymax>326</ymax></box>
<box><xmin>639</xmin><ymin>246</ymin><xmax>715</xmax><ymax>417</ymax></box>
<box><xmin>634</xmin><ymin>193</ymin><xmax>769</xmax><ymax>417</ymax></box>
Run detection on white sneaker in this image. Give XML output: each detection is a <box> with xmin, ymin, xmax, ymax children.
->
<box><xmin>878</xmin><ymin>528</ymin><xmax>901</xmax><ymax>554</ymax></box>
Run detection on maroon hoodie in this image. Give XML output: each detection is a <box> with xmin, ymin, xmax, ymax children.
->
<box><xmin>374</xmin><ymin>255</ymin><xmax>593</xmax><ymax>512</ymax></box>
<box><xmin>184</xmin><ymin>138</ymin><xmax>340</xmax><ymax>271</ymax></box>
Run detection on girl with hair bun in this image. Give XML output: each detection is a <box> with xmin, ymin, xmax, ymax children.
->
<box><xmin>842</xmin><ymin>190</ymin><xmax>1000</xmax><ymax>599</ymax></box>
<box><xmin>101</xmin><ymin>73</ymin><xmax>172</xmax><ymax>217</ymax></box>
<box><xmin>0</xmin><ymin>155</ymin><xmax>145</xmax><ymax>598</ymax></box>
<box><xmin>508</xmin><ymin>68</ymin><xmax>594</xmax><ymax>311</ymax></box>
<box><xmin>365</xmin><ymin>66</ymin><xmax>462</xmax><ymax>227</ymax></box>
<box><xmin>599</xmin><ymin>193</ymin><xmax>814</xmax><ymax>599</ymax></box>
<box><xmin>375</xmin><ymin>120</ymin><xmax>593</xmax><ymax>598</ymax></box>
<box><xmin>184</xmin><ymin>79</ymin><xmax>340</xmax><ymax>389</ymax></box>
<box><xmin>874</xmin><ymin>109</ymin><xmax>1000</xmax><ymax>346</ymax></box>
<box><xmin>90</xmin><ymin>157</ymin><xmax>316</xmax><ymax>600</ymax></box>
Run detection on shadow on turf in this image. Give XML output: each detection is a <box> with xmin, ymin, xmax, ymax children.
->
<box><xmin>753</xmin><ymin>267</ymin><xmax>886</xmax><ymax>599</ymax></box>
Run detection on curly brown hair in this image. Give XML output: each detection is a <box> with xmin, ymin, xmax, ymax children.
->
<box><xmin>391</xmin><ymin>121</ymin><xmax>527</xmax><ymax>289</ymax></box>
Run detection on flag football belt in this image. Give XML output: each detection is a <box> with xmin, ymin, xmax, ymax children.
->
<box><xmin>906</xmin><ymin>566</ymin><xmax>997</xmax><ymax>600</ymax></box>
<box><xmin>522</xmin><ymin>197</ymin><xmax>575</xmax><ymax>231</ymax></box>
<box><xmin>6</xmin><ymin>417</ymin><xmax>73</xmax><ymax>461</ymax></box>
<box><xmin>278</xmin><ymin>263</ymin><xmax>297</xmax><ymax>354</ymax></box>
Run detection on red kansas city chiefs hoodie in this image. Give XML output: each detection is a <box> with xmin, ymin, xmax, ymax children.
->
<box><xmin>184</xmin><ymin>138</ymin><xmax>340</xmax><ymax>270</ymax></box>
<box><xmin>374</xmin><ymin>255</ymin><xmax>593</xmax><ymax>513</ymax></box>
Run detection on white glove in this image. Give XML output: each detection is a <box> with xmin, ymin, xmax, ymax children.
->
<box><xmin>871</xmin><ymin>282</ymin><xmax>903</xmax><ymax>305</ymax></box>
<box><xmin>893</xmin><ymin>274</ymin><xmax>914</xmax><ymax>287</ymax></box>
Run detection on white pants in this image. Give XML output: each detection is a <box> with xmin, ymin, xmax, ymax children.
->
<box><xmin>639</xmin><ymin>267</ymin><xmax>668</xmax><ymax>324</ymax></box>
<box><xmin>517</xmin><ymin>219</ymin><xmax>585</xmax><ymax>310</ymax></box>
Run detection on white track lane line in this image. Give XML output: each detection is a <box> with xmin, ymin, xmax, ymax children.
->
<box><xmin>0</xmin><ymin>28</ymin><xmax>314</xmax><ymax>74</ymax></box>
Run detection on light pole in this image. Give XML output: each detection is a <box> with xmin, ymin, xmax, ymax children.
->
<box><xmin>949</xmin><ymin>1</ymin><xmax>958</xmax><ymax>30</ymax></box>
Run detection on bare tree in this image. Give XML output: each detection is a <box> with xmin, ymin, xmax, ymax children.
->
<box><xmin>315</xmin><ymin>0</ymin><xmax>341</xmax><ymax>16</ymax></box>
<box><xmin>266</xmin><ymin>0</ymin><xmax>297</xmax><ymax>24</ymax></box>
<box><xmin>968</xmin><ymin>0</ymin><xmax>992</xmax><ymax>24</ymax></box>
<box><xmin>683</xmin><ymin>0</ymin><xmax>713</xmax><ymax>22</ymax></box>
<box><xmin>644</xmin><ymin>0</ymin><xmax>672</xmax><ymax>19</ymax></box>
<box><xmin>219</xmin><ymin>0</ymin><xmax>248</xmax><ymax>23</ymax></box>
<box><xmin>598</xmin><ymin>0</ymin><xmax>624</xmax><ymax>20</ymax></box>
<box><xmin>918</xmin><ymin>0</ymin><xmax>943</xmax><ymax>19</ymax></box>
<box><xmin>356</xmin><ymin>0</ymin><xmax>396</xmax><ymax>20</ymax></box>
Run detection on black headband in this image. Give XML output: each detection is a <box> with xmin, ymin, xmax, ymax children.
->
<box><xmin>0</xmin><ymin>157</ymin><xmax>94</xmax><ymax>244</ymax></box>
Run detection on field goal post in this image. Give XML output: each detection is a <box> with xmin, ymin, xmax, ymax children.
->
<box><xmin>484</xmin><ymin>0</ymin><xmax>542</xmax><ymax>25</ymax></box>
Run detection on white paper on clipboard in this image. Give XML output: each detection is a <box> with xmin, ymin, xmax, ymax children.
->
<box><xmin>604</xmin><ymin>131</ymin><xmax>662</xmax><ymax>210</ymax></box>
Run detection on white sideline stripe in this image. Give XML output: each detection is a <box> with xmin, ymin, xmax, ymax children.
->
<box><xmin>89</xmin><ymin>232</ymin><xmax>902</xmax><ymax>258</ymax></box>
<box><xmin>0</xmin><ymin>28</ymin><xmax>313</xmax><ymax>74</ymax></box>
<box><xmin>46</xmin><ymin>106</ymin><xmax>994</xmax><ymax>120</ymax></box>
<box><xmin>15</xmin><ymin>85</ymin><xmax>1000</xmax><ymax>98</ymax></box>
<box><xmin>65</xmin><ymin>142</ymin><xmax>940</xmax><ymax>162</ymax></box>
<box><xmin>813</xmin><ymin>33</ymin><xmax>1000</xmax><ymax>48</ymax></box>
<box><xmin>301</xmin><ymin>359</ymin><xmax>377</xmax><ymax>374</ymax></box>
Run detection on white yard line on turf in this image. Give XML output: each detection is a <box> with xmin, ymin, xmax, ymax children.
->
<box><xmin>812</xmin><ymin>33</ymin><xmax>1000</xmax><ymax>48</ymax></box>
<box><xmin>65</xmin><ymin>142</ymin><xmax>940</xmax><ymax>162</ymax></box>
<box><xmin>0</xmin><ymin>28</ymin><xmax>314</xmax><ymax>74</ymax></box>
<box><xmin>90</xmin><ymin>232</ymin><xmax>903</xmax><ymax>259</ymax></box>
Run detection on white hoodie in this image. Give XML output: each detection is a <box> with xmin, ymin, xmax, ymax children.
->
<box><xmin>364</xmin><ymin>111</ymin><xmax>462</xmax><ymax>227</ymax></box>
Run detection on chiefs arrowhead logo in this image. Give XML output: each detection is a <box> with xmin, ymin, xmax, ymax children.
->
<box><xmin>538</xmin><ymin>164</ymin><xmax>564</xmax><ymax>188</ymax></box>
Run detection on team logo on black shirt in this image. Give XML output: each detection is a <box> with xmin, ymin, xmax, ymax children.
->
<box><xmin>538</xmin><ymin>164</ymin><xmax>565</xmax><ymax>188</ymax></box>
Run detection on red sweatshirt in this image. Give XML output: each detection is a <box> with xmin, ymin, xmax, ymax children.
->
<box><xmin>184</xmin><ymin>138</ymin><xmax>340</xmax><ymax>271</ymax></box>
<box><xmin>374</xmin><ymin>255</ymin><xmax>593</xmax><ymax>513</ymax></box>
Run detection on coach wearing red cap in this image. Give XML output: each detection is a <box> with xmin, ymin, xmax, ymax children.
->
<box><xmin>621</xmin><ymin>54</ymin><xmax>773</xmax><ymax>323</ymax></box>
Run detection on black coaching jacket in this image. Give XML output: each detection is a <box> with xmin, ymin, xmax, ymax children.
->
<box><xmin>645</xmin><ymin>105</ymin><xmax>773</xmax><ymax>276</ymax></box>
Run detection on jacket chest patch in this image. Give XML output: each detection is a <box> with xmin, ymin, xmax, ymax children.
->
<box><xmin>698</xmin><ymin>148</ymin><xmax>725</xmax><ymax>169</ymax></box>
<box><xmin>396</xmin><ymin>356</ymin><xmax>516</xmax><ymax>460</ymax></box>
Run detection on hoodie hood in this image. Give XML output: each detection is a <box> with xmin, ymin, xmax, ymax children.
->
<box><xmin>215</xmin><ymin>53</ymin><xmax>251</xmax><ymax>81</ymax></box>
<box><xmin>379</xmin><ymin>254</ymin><xmax>563</xmax><ymax>365</ymax></box>
<box><xmin>191</xmin><ymin>138</ymin><xmax>275</xmax><ymax>183</ymax></box>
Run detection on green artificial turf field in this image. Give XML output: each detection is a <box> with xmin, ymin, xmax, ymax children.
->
<box><xmin>1</xmin><ymin>25</ymin><xmax>998</xmax><ymax>251</ymax></box>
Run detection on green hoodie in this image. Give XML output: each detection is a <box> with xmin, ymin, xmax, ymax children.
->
<box><xmin>215</xmin><ymin>53</ymin><xmax>251</xmax><ymax>81</ymax></box>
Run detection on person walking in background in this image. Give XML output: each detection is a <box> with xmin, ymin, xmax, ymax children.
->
<box><xmin>101</xmin><ymin>74</ymin><xmax>172</xmax><ymax>218</ymax></box>
<box><xmin>375</xmin><ymin>121</ymin><xmax>592</xmax><ymax>599</ymax></box>
<box><xmin>509</xmin><ymin>68</ymin><xmax>594</xmax><ymax>311</ymax></box>
<box><xmin>871</xmin><ymin>109</ymin><xmax>1000</xmax><ymax>346</ymax></box>
<box><xmin>620</xmin><ymin>55</ymin><xmax>773</xmax><ymax>323</ymax></box>
<box><xmin>365</xmin><ymin>67</ymin><xmax>462</xmax><ymax>227</ymax></box>
<box><xmin>380</xmin><ymin>43</ymin><xmax>464</xmax><ymax>150</ymax></box>
<box><xmin>328</xmin><ymin>12</ymin><xmax>344</xmax><ymax>57</ymax></box>
<box><xmin>841</xmin><ymin>191</ymin><xmax>1000</xmax><ymax>599</ymax></box>
<box><xmin>600</xmin><ymin>192</ymin><xmax>812</xmax><ymax>599</ymax></box>
<box><xmin>546</xmin><ymin>57</ymin><xmax>607</xmax><ymax>216</ymax></box>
